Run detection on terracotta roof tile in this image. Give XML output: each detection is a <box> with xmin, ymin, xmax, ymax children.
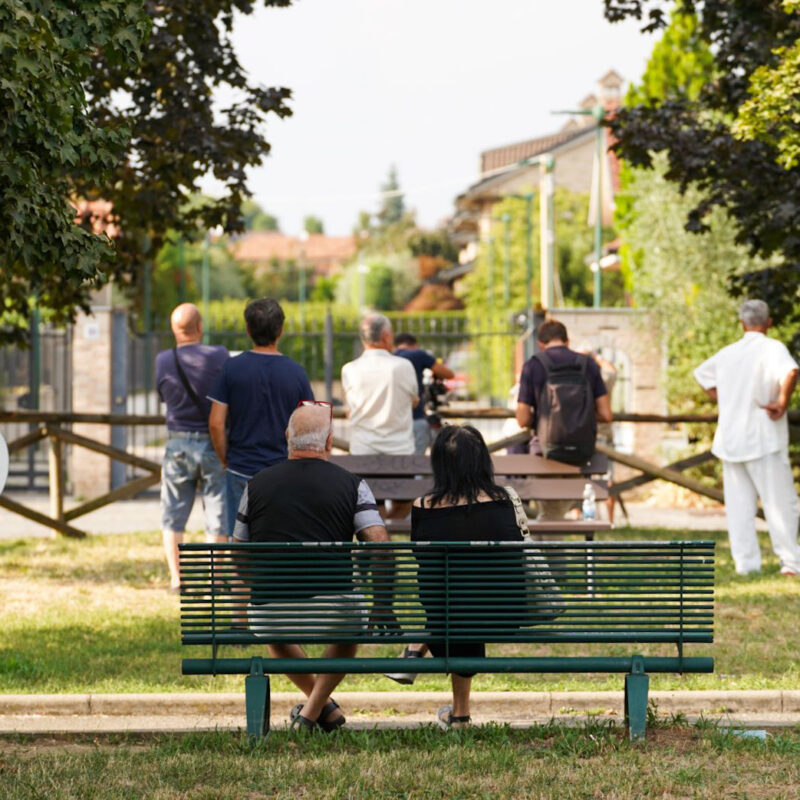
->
<box><xmin>232</xmin><ymin>232</ymin><xmax>356</xmax><ymax>274</ymax></box>
<box><xmin>480</xmin><ymin>127</ymin><xmax>590</xmax><ymax>174</ymax></box>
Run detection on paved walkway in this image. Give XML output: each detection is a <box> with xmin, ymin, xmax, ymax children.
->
<box><xmin>0</xmin><ymin>691</ymin><xmax>796</xmax><ymax>734</ymax></box>
<box><xmin>0</xmin><ymin>492</ymin><xmax>757</xmax><ymax>539</ymax></box>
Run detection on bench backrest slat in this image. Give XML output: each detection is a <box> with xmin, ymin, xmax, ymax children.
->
<box><xmin>179</xmin><ymin>541</ymin><xmax>714</xmax><ymax>648</ymax></box>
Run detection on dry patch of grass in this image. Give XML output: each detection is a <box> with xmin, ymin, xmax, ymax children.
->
<box><xmin>1</xmin><ymin>725</ymin><xmax>799</xmax><ymax>800</ymax></box>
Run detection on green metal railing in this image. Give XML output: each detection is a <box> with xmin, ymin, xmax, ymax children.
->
<box><xmin>180</xmin><ymin>541</ymin><xmax>714</xmax><ymax>651</ymax></box>
<box><xmin>179</xmin><ymin>540</ymin><xmax>714</xmax><ymax>740</ymax></box>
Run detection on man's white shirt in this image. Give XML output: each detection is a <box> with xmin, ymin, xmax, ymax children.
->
<box><xmin>694</xmin><ymin>331</ymin><xmax>798</xmax><ymax>462</ymax></box>
<box><xmin>341</xmin><ymin>349</ymin><xmax>418</xmax><ymax>455</ymax></box>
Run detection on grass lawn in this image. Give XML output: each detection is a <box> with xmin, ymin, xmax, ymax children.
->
<box><xmin>2</xmin><ymin>723</ymin><xmax>800</xmax><ymax>799</ymax></box>
<box><xmin>1</xmin><ymin>527</ymin><xmax>798</xmax><ymax>694</ymax></box>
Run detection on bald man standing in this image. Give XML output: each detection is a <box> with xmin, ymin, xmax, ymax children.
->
<box><xmin>156</xmin><ymin>304</ymin><xmax>229</xmax><ymax>591</ymax></box>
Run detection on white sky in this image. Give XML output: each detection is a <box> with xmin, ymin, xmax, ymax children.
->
<box><xmin>227</xmin><ymin>0</ymin><xmax>657</xmax><ymax>235</ymax></box>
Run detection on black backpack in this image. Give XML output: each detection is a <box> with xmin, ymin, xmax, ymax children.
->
<box><xmin>533</xmin><ymin>350</ymin><xmax>596</xmax><ymax>465</ymax></box>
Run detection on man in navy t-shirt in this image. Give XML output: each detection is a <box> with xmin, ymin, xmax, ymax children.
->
<box><xmin>393</xmin><ymin>333</ymin><xmax>454</xmax><ymax>454</ymax></box>
<box><xmin>156</xmin><ymin>303</ymin><xmax>229</xmax><ymax>591</ymax></box>
<box><xmin>516</xmin><ymin>319</ymin><xmax>611</xmax><ymax>455</ymax></box>
<box><xmin>208</xmin><ymin>298</ymin><xmax>314</xmax><ymax>537</ymax></box>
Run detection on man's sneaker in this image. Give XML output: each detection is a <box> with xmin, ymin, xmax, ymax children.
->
<box><xmin>780</xmin><ymin>566</ymin><xmax>799</xmax><ymax>577</ymax></box>
<box><xmin>384</xmin><ymin>647</ymin><xmax>424</xmax><ymax>685</ymax></box>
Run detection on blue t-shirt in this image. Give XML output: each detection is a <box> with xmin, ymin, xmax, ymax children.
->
<box><xmin>208</xmin><ymin>351</ymin><xmax>314</xmax><ymax>476</ymax></box>
<box><xmin>394</xmin><ymin>347</ymin><xmax>436</xmax><ymax>420</ymax></box>
<box><xmin>156</xmin><ymin>344</ymin><xmax>229</xmax><ymax>432</ymax></box>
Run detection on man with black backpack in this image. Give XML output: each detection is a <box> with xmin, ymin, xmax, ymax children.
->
<box><xmin>156</xmin><ymin>303</ymin><xmax>229</xmax><ymax>592</ymax></box>
<box><xmin>515</xmin><ymin>319</ymin><xmax>612</xmax><ymax>518</ymax></box>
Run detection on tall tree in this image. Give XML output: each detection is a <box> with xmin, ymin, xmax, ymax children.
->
<box><xmin>377</xmin><ymin>164</ymin><xmax>405</xmax><ymax>227</ymax></box>
<box><xmin>623</xmin><ymin>2</ymin><xmax>714</xmax><ymax>107</ymax></box>
<box><xmin>303</xmin><ymin>215</ymin><xmax>325</xmax><ymax>235</ymax></box>
<box><xmin>76</xmin><ymin>0</ymin><xmax>294</xmax><ymax>323</ymax></box>
<box><xmin>241</xmin><ymin>199</ymin><xmax>279</xmax><ymax>231</ymax></box>
<box><xmin>733</xmin><ymin>1</ymin><xmax>800</xmax><ymax>169</ymax></box>
<box><xmin>604</xmin><ymin>0</ymin><xmax>800</xmax><ymax>344</ymax></box>
<box><xmin>0</xmin><ymin>1</ymin><xmax>150</xmax><ymax>346</ymax></box>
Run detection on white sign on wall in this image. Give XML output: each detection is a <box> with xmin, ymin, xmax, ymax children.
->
<box><xmin>83</xmin><ymin>322</ymin><xmax>100</xmax><ymax>340</ymax></box>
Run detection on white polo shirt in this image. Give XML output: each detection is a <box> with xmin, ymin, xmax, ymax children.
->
<box><xmin>341</xmin><ymin>348</ymin><xmax>418</xmax><ymax>455</ymax></box>
<box><xmin>694</xmin><ymin>331</ymin><xmax>798</xmax><ymax>462</ymax></box>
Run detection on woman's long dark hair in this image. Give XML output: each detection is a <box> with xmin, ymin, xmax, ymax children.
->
<box><xmin>427</xmin><ymin>425</ymin><xmax>508</xmax><ymax>507</ymax></box>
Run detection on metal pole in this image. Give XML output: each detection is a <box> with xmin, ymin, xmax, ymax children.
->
<box><xmin>487</xmin><ymin>234</ymin><xmax>495</xmax><ymax>311</ymax></box>
<box><xmin>202</xmin><ymin>232</ymin><xmax>210</xmax><ymax>343</ymax></box>
<box><xmin>178</xmin><ymin>236</ymin><xmax>186</xmax><ymax>302</ymax></box>
<box><xmin>29</xmin><ymin>307</ymin><xmax>41</xmax><ymax>411</ymax></box>
<box><xmin>503</xmin><ymin>213</ymin><xmax>511</xmax><ymax>307</ymax></box>
<box><xmin>593</xmin><ymin>105</ymin><xmax>604</xmax><ymax>309</ymax></box>
<box><xmin>28</xmin><ymin>306</ymin><xmax>41</xmax><ymax>489</ymax></box>
<box><xmin>524</xmin><ymin>193</ymin><xmax>534</xmax><ymax>357</ymax></box>
<box><xmin>298</xmin><ymin>247</ymin><xmax>307</xmax><ymax>365</ymax></box>
<box><xmin>539</xmin><ymin>155</ymin><xmax>556</xmax><ymax>310</ymax></box>
<box><xmin>324</xmin><ymin>309</ymin><xmax>334</xmax><ymax>402</ymax></box>
<box><xmin>143</xmin><ymin>260</ymin><xmax>153</xmax><ymax>401</ymax></box>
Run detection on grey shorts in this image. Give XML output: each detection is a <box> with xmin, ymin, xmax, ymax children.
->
<box><xmin>247</xmin><ymin>593</ymin><xmax>369</xmax><ymax>638</ymax></box>
<box><xmin>413</xmin><ymin>418</ymin><xmax>433</xmax><ymax>455</ymax></box>
<box><xmin>161</xmin><ymin>433</ymin><xmax>226</xmax><ymax>540</ymax></box>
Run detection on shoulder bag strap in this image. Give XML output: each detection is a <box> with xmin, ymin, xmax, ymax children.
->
<box><xmin>172</xmin><ymin>347</ymin><xmax>207</xmax><ymax>416</ymax></box>
<box><xmin>533</xmin><ymin>350</ymin><xmax>553</xmax><ymax>376</ymax></box>
<box><xmin>504</xmin><ymin>485</ymin><xmax>532</xmax><ymax>541</ymax></box>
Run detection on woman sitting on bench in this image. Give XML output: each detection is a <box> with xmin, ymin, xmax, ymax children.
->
<box><xmin>411</xmin><ymin>424</ymin><xmax>524</xmax><ymax>730</ymax></box>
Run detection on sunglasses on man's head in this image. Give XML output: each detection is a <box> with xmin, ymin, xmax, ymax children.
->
<box><xmin>297</xmin><ymin>400</ymin><xmax>333</xmax><ymax>418</ymax></box>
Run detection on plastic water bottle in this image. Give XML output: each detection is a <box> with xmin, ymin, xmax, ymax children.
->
<box><xmin>582</xmin><ymin>482</ymin><xmax>597</xmax><ymax>520</ymax></box>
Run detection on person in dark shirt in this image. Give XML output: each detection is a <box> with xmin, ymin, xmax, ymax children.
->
<box><xmin>233</xmin><ymin>404</ymin><xmax>389</xmax><ymax>733</ymax></box>
<box><xmin>410</xmin><ymin>425</ymin><xmax>525</xmax><ymax>729</ymax></box>
<box><xmin>208</xmin><ymin>298</ymin><xmax>314</xmax><ymax>538</ymax></box>
<box><xmin>515</xmin><ymin>319</ymin><xmax>612</xmax><ymax>519</ymax></box>
<box><xmin>516</xmin><ymin>320</ymin><xmax>611</xmax><ymax>447</ymax></box>
<box><xmin>393</xmin><ymin>333</ymin><xmax>454</xmax><ymax>454</ymax></box>
<box><xmin>156</xmin><ymin>303</ymin><xmax>229</xmax><ymax>592</ymax></box>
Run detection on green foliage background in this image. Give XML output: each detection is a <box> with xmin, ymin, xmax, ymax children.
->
<box><xmin>461</xmin><ymin>189</ymin><xmax>624</xmax><ymax>314</ymax></box>
<box><xmin>0</xmin><ymin>1</ymin><xmax>150</xmax><ymax>345</ymax></box>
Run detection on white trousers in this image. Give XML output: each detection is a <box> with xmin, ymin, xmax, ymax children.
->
<box><xmin>722</xmin><ymin>450</ymin><xmax>800</xmax><ymax>574</ymax></box>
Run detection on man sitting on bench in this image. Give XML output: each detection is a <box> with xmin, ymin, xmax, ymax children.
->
<box><xmin>232</xmin><ymin>403</ymin><xmax>390</xmax><ymax>733</ymax></box>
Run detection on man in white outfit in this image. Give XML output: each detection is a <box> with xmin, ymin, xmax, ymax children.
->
<box><xmin>694</xmin><ymin>299</ymin><xmax>800</xmax><ymax>576</ymax></box>
<box><xmin>341</xmin><ymin>314</ymin><xmax>419</xmax><ymax>456</ymax></box>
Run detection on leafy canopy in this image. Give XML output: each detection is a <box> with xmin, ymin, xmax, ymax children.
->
<box><xmin>604</xmin><ymin>0</ymin><xmax>800</xmax><ymax>344</ymax></box>
<box><xmin>733</xmin><ymin>1</ymin><xmax>800</xmax><ymax>169</ymax></box>
<box><xmin>461</xmin><ymin>188</ymin><xmax>623</xmax><ymax>314</ymax></box>
<box><xmin>0</xmin><ymin>1</ymin><xmax>150</xmax><ymax>345</ymax></box>
<box><xmin>1</xmin><ymin>1</ymin><xmax>295</xmax><ymax>344</ymax></box>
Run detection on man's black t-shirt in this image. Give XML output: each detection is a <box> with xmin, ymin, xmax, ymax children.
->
<box><xmin>235</xmin><ymin>459</ymin><xmax>378</xmax><ymax>601</ymax></box>
<box><xmin>245</xmin><ymin>459</ymin><xmax>362</xmax><ymax>544</ymax></box>
<box><xmin>518</xmin><ymin>346</ymin><xmax>607</xmax><ymax>454</ymax></box>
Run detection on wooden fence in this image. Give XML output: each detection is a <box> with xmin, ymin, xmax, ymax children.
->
<box><xmin>0</xmin><ymin>407</ymin><xmax>780</xmax><ymax>538</ymax></box>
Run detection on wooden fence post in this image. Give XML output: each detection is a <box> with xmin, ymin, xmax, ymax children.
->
<box><xmin>48</xmin><ymin>432</ymin><xmax>64</xmax><ymax>523</ymax></box>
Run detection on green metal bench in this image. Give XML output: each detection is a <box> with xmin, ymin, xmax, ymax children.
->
<box><xmin>179</xmin><ymin>540</ymin><xmax>714</xmax><ymax>740</ymax></box>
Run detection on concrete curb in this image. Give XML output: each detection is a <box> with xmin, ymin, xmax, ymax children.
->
<box><xmin>2</xmin><ymin>690</ymin><xmax>799</xmax><ymax>717</ymax></box>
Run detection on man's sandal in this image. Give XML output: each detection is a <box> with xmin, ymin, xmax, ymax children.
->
<box><xmin>437</xmin><ymin>705</ymin><xmax>471</xmax><ymax>731</ymax></box>
<box><xmin>289</xmin><ymin>699</ymin><xmax>345</xmax><ymax>733</ymax></box>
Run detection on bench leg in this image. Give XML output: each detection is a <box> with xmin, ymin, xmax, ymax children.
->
<box><xmin>624</xmin><ymin>657</ymin><xmax>649</xmax><ymax>742</ymax></box>
<box><xmin>245</xmin><ymin>658</ymin><xmax>270</xmax><ymax>738</ymax></box>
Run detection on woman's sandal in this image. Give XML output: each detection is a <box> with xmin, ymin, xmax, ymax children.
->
<box><xmin>289</xmin><ymin>711</ymin><xmax>318</xmax><ymax>734</ymax></box>
<box><xmin>289</xmin><ymin>699</ymin><xmax>345</xmax><ymax>733</ymax></box>
<box><xmin>437</xmin><ymin>705</ymin><xmax>471</xmax><ymax>731</ymax></box>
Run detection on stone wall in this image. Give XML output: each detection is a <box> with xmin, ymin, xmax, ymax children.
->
<box><xmin>548</xmin><ymin>308</ymin><xmax>665</xmax><ymax>468</ymax></box>
<box><xmin>70</xmin><ymin>294</ymin><xmax>113</xmax><ymax>498</ymax></box>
